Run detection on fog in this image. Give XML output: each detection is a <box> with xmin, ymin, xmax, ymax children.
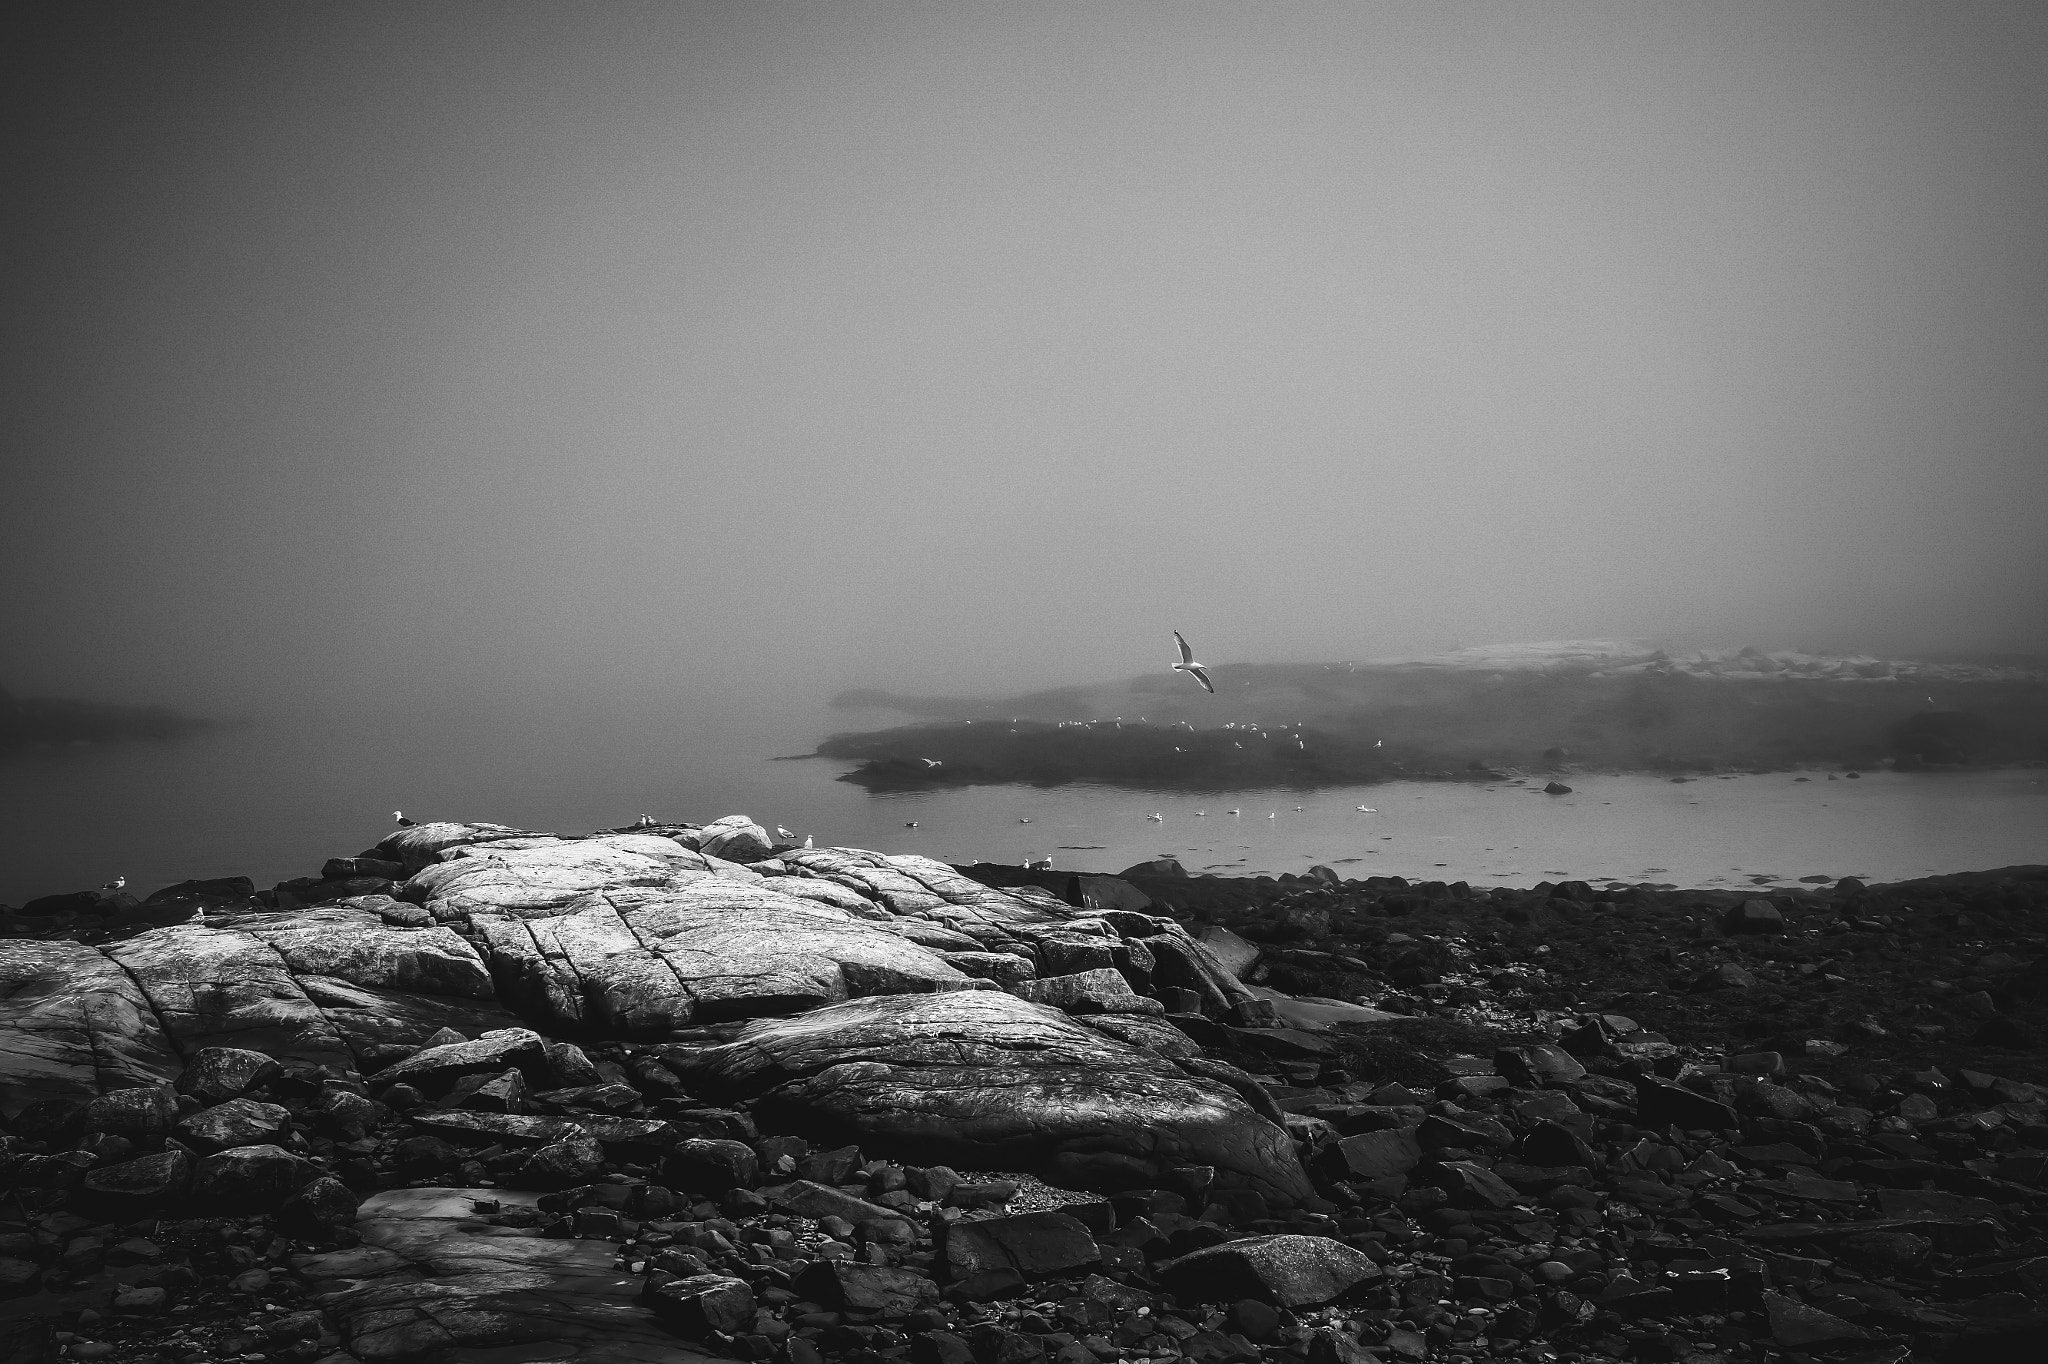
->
<box><xmin>6</xmin><ymin>1</ymin><xmax>2046</xmax><ymax>731</ymax></box>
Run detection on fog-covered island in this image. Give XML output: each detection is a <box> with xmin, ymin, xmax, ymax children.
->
<box><xmin>0</xmin><ymin>684</ymin><xmax>212</xmax><ymax>756</ymax></box>
<box><xmin>822</xmin><ymin>642</ymin><xmax>2048</xmax><ymax>791</ymax></box>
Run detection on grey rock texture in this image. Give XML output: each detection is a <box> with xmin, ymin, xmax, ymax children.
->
<box><xmin>665</xmin><ymin>990</ymin><xmax>1312</xmax><ymax>1205</ymax></box>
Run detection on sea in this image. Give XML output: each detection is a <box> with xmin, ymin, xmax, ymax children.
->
<box><xmin>3</xmin><ymin>700</ymin><xmax>2044</xmax><ymax>905</ymax></box>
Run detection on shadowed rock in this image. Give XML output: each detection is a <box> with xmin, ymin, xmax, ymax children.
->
<box><xmin>293</xmin><ymin>1187</ymin><xmax>725</xmax><ymax>1364</ymax></box>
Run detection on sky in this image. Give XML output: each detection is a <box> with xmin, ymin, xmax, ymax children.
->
<box><xmin>5</xmin><ymin>0</ymin><xmax>2046</xmax><ymax>724</ymax></box>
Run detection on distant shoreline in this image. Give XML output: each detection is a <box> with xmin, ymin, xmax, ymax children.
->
<box><xmin>0</xmin><ymin>687</ymin><xmax>214</xmax><ymax>756</ymax></box>
<box><xmin>819</xmin><ymin>645</ymin><xmax>2048</xmax><ymax>792</ymax></box>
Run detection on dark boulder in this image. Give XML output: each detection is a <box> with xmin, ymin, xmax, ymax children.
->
<box><xmin>935</xmin><ymin>1210</ymin><xmax>1101</xmax><ymax>1297</ymax></box>
<box><xmin>174</xmin><ymin>1047</ymin><xmax>283</xmax><ymax>1105</ymax></box>
<box><xmin>191</xmin><ymin>1144</ymin><xmax>322</xmax><ymax>1210</ymax></box>
<box><xmin>1159</xmin><ymin>1235</ymin><xmax>1381</xmax><ymax>1308</ymax></box>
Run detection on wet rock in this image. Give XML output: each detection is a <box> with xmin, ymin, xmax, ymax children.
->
<box><xmin>295</xmin><ymin>1187</ymin><xmax>719</xmax><ymax>1362</ymax></box>
<box><xmin>1635</xmin><ymin>1077</ymin><xmax>1739</xmax><ymax>1131</ymax></box>
<box><xmin>279</xmin><ymin>1175</ymin><xmax>360</xmax><ymax>1234</ymax></box>
<box><xmin>1492</xmin><ymin>1044</ymin><xmax>1587</xmax><ymax>1086</ymax></box>
<box><xmin>663</xmin><ymin>1138</ymin><xmax>759</xmax><ymax>1193</ymax></box>
<box><xmin>1764</xmin><ymin>1291</ymin><xmax>1868</xmax><ymax>1346</ymax></box>
<box><xmin>1723</xmin><ymin>899</ymin><xmax>1786</xmax><ymax>934</ymax></box>
<box><xmin>1318</xmin><ymin>1126</ymin><xmax>1422</xmax><ymax>1189</ymax></box>
<box><xmin>1159</xmin><ymin>1234</ymin><xmax>1381</xmax><ymax>1308</ymax></box>
<box><xmin>192</xmin><ymin>1144</ymin><xmax>322</xmax><ymax>1210</ymax></box>
<box><xmin>79</xmin><ymin>1147</ymin><xmax>192</xmax><ymax>1207</ymax></box>
<box><xmin>368</xmin><ymin>1028</ymin><xmax>551</xmax><ymax>1096</ymax></box>
<box><xmin>84</xmin><ymin>1084</ymin><xmax>179</xmax><ymax>1137</ymax></box>
<box><xmin>792</xmin><ymin>1259</ymin><xmax>940</xmax><ymax>1314</ymax></box>
<box><xmin>935</xmin><ymin>1210</ymin><xmax>1101</xmax><ymax>1297</ymax></box>
<box><xmin>643</xmin><ymin>1273</ymin><xmax>757</xmax><ymax>1336</ymax></box>
<box><xmin>517</xmin><ymin>1135</ymin><xmax>608</xmax><ymax>1189</ymax></box>
<box><xmin>175</xmin><ymin>1097</ymin><xmax>292</xmax><ymax>1151</ymax></box>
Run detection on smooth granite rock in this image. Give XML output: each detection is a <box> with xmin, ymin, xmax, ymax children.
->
<box><xmin>102</xmin><ymin>926</ymin><xmax>357</xmax><ymax>1074</ymax></box>
<box><xmin>666</xmin><ymin>990</ymin><xmax>1313</xmax><ymax>1205</ymax></box>
<box><xmin>0</xmin><ymin>938</ymin><xmax>180</xmax><ymax>1118</ymax></box>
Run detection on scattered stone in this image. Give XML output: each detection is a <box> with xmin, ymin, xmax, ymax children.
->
<box><xmin>1159</xmin><ymin>1235</ymin><xmax>1381</xmax><ymax>1308</ymax></box>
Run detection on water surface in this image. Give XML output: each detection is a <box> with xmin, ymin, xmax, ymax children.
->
<box><xmin>3</xmin><ymin>702</ymin><xmax>2041</xmax><ymax>903</ymax></box>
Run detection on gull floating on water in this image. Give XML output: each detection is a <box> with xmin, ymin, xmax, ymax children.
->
<box><xmin>1227</xmin><ymin>808</ymin><xmax>1241</xmax><ymax>816</ymax></box>
<box><xmin>1356</xmin><ymin>805</ymin><xmax>1376</xmax><ymax>812</ymax></box>
<box><xmin>904</xmin><ymin>821</ymin><xmax>918</xmax><ymax>828</ymax></box>
<box><xmin>1147</xmin><ymin>813</ymin><xmax>1163</xmax><ymax>821</ymax></box>
<box><xmin>1171</xmin><ymin>631</ymin><xmax>1215</xmax><ymax>693</ymax></box>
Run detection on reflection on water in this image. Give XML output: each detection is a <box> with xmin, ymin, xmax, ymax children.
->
<box><xmin>2</xmin><ymin>702</ymin><xmax>2043</xmax><ymax>901</ymax></box>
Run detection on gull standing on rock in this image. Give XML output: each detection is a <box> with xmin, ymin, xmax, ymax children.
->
<box><xmin>394</xmin><ymin>810</ymin><xmax>415</xmax><ymax>827</ymax></box>
<box><xmin>1171</xmin><ymin>632</ymin><xmax>1216</xmax><ymax>693</ymax></box>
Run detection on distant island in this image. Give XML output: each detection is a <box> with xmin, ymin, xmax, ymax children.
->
<box><xmin>0</xmin><ymin>683</ymin><xmax>213</xmax><ymax>755</ymax></box>
<box><xmin>821</xmin><ymin>641</ymin><xmax>2048</xmax><ymax>790</ymax></box>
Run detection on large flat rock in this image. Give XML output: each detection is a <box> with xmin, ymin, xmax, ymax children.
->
<box><xmin>664</xmin><ymin>991</ymin><xmax>1314</xmax><ymax>1206</ymax></box>
<box><xmin>294</xmin><ymin>1187</ymin><xmax>723</xmax><ymax>1363</ymax></box>
<box><xmin>0</xmin><ymin>938</ymin><xmax>181</xmax><ymax>1118</ymax></box>
<box><xmin>102</xmin><ymin>926</ymin><xmax>358</xmax><ymax>1075</ymax></box>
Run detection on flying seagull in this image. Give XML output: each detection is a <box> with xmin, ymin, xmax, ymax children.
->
<box><xmin>1172</xmin><ymin>632</ymin><xmax>1216</xmax><ymax>693</ymax></box>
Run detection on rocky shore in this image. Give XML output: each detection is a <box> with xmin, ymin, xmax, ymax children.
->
<box><xmin>4</xmin><ymin>816</ymin><xmax>2046</xmax><ymax>1364</ymax></box>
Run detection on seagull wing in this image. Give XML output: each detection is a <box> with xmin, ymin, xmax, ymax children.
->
<box><xmin>1188</xmin><ymin>664</ymin><xmax>1216</xmax><ymax>694</ymax></box>
<box><xmin>1174</xmin><ymin>631</ymin><xmax>1195</xmax><ymax>666</ymax></box>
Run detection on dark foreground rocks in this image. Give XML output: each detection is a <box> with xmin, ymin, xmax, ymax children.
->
<box><xmin>3</xmin><ymin>816</ymin><xmax>2046</xmax><ymax>1364</ymax></box>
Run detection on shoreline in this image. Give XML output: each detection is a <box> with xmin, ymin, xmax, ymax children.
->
<box><xmin>2</xmin><ymin>814</ymin><xmax>2045</xmax><ymax>1364</ymax></box>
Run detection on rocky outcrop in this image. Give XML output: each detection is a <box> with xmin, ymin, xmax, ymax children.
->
<box><xmin>4</xmin><ymin>827</ymin><xmax>2047</xmax><ymax>1364</ymax></box>
<box><xmin>1</xmin><ymin>817</ymin><xmax>1280</xmax><ymax>1206</ymax></box>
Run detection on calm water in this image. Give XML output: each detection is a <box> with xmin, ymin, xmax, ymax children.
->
<box><xmin>3</xmin><ymin>702</ymin><xmax>2044</xmax><ymax>903</ymax></box>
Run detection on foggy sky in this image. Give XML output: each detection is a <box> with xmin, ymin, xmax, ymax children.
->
<box><xmin>6</xmin><ymin>1</ymin><xmax>2045</xmax><ymax>722</ymax></box>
